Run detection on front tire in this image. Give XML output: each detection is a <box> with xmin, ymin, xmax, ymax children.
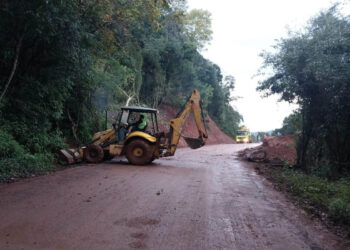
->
<box><xmin>84</xmin><ymin>144</ymin><xmax>104</xmax><ymax>163</ymax></box>
<box><xmin>125</xmin><ymin>139</ymin><xmax>153</xmax><ymax>165</ymax></box>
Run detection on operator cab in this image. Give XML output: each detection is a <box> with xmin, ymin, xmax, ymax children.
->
<box><xmin>115</xmin><ymin>106</ymin><xmax>159</xmax><ymax>143</ymax></box>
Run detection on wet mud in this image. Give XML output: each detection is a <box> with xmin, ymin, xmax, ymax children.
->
<box><xmin>0</xmin><ymin>144</ymin><xmax>346</xmax><ymax>249</ymax></box>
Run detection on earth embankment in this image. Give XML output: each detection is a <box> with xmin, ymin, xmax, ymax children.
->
<box><xmin>240</xmin><ymin>135</ymin><xmax>297</xmax><ymax>165</ymax></box>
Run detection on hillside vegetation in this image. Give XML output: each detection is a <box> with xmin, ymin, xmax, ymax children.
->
<box><xmin>258</xmin><ymin>5</ymin><xmax>350</xmax><ymax>178</ymax></box>
<box><xmin>258</xmin><ymin>5</ymin><xmax>350</xmax><ymax>226</ymax></box>
<box><xmin>0</xmin><ymin>0</ymin><xmax>242</xmax><ymax>181</ymax></box>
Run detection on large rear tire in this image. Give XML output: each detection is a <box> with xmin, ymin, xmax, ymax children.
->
<box><xmin>125</xmin><ymin>139</ymin><xmax>153</xmax><ymax>165</ymax></box>
<box><xmin>84</xmin><ymin>144</ymin><xmax>104</xmax><ymax>163</ymax></box>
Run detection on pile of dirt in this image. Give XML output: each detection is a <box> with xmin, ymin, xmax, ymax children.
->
<box><xmin>158</xmin><ymin>104</ymin><xmax>235</xmax><ymax>147</ymax></box>
<box><xmin>239</xmin><ymin>135</ymin><xmax>297</xmax><ymax>165</ymax></box>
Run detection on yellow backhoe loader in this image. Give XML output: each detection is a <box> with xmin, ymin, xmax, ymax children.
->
<box><xmin>59</xmin><ymin>89</ymin><xmax>208</xmax><ymax>165</ymax></box>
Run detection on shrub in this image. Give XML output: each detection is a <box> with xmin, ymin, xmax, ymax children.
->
<box><xmin>26</xmin><ymin>130</ymin><xmax>66</xmax><ymax>154</ymax></box>
<box><xmin>0</xmin><ymin>153</ymin><xmax>54</xmax><ymax>181</ymax></box>
<box><xmin>0</xmin><ymin>129</ymin><xmax>25</xmax><ymax>158</ymax></box>
<box><xmin>328</xmin><ymin>198</ymin><xmax>350</xmax><ymax>223</ymax></box>
<box><xmin>280</xmin><ymin>169</ymin><xmax>350</xmax><ymax>225</ymax></box>
<box><xmin>0</xmin><ymin>129</ymin><xmax>55</xmax><ymax>181</ymax></box>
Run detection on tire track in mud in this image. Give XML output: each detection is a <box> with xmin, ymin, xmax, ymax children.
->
<box><xmin>0</xmin><ymin>144</ymin><xmax>346</xmax><ymax>249</ymax></box>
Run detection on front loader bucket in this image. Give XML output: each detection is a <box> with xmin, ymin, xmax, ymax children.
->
<box><xmin>58</xmin><ymin>148</ymin><xmax>84</xmax><ymax>165</ymax></box>
<box><xmin>183</xmin><ymin>136</ymin><xmax>205</xmax><ymax>149</ymax></box>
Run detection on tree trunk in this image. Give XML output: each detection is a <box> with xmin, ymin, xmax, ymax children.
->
<box><xmin>0</xmin><ymin>34</ymin><xmax>24</xmax><ymax>103</ymax></box>
<box><xmin>67</xmin><ymin>109</ymin><xmax>81</xmax><ymax>145</ymax></box>
<box><xmin>297</xmin><ymin>106</ymin><xmax>312</xmax><ymax>170</ymax></box>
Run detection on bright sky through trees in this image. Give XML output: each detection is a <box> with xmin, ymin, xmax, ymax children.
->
<box><xmin>188</xmin><ymin>0</ymin><xmax>349</xmax><ymax>131</ymax></box>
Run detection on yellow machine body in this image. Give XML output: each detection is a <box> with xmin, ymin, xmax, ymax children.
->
<box><xmin>59</xmin><ymin>89</ymin><xmax>208</xmax><ymax>165</ymax></box>
<box><xmin>126</xmin><ymin>131</ymin><xmax>157</xmax><ymax>143</ymax></box>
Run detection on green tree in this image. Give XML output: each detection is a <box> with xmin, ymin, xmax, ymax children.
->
<box><xmin>273</xmin><ymin>111</ymin><xmax>302</xmax><ymax>136</ymax></box>
<box><xmin>258</xmin><ymin>6</ymin><xmax>350</xmax><ymax>176</ymax></box>
<box><xmin>184</xmin><ymin>9</ymin><xmax>213</xmax><ymax>50</ymax></box>
<box><xmin>0</xmin><ymin>0</ymin><xmax>242</xmax><ymax>181</ymax></box>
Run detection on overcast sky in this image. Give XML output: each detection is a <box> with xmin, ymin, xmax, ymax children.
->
<box><xmin>187</xmin><ymin>0</ymin><xmax>349</xmax><ymax>132</ymax></box>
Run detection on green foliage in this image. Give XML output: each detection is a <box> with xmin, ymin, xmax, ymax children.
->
<box><xmin>0</xmin><ymin>129</ymin><xmax>25</xmax><ymax>158</ymax></box>
<box><xmin>0</xmin><ymin>129</ymin><xmax>54</xmax><ymax>181</ymax></box>
<box><xmin>328</xmin><ymin>198</ymin><xmax>350</xmax><ymax>223</ymax></box>
<box><xmin>280</xmin><ymin>169</ymin><xmax>350</xmax><ymax>225</ymax></box>
<box><xmin>0</xmin><ymin>153</ymin><xmax>54</xmax><ymax>181</ymax></box>
<box><xmin>0</xmin><ymin>0</ymin><xmax>242</xmax><ymax>181</ymax></box>
<box><xmin>184</xmin><ymin>9</ymin><xmax>213</xmax><ymax>50</ymax></box>
<box><xmin>258</xmin><ymin>6</ymin><xmax>350</xmax><ymax>177</ymax></box>
<box><xmin>273</xmin><ymin>110</ymin><xmax>302</xmax><ymax>136</ymax></box>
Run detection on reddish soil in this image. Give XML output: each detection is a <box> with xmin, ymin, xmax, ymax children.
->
<box><xmin>263</xmin><ymin>135</ymin><xmax>297</xmax><ymax>164</ymax></box>
<box><xmin>0</xmin><ymin>144</ymin><xmax>346</xmax><ymax>249</ymax></box>
<box><xmin>241</xmin><ymin>135</ymin><xmax>297</xmax><ymax>165</ymax></box>
<box><xmin>157</xmin><ymin>104</ymin><xmax>235</xmax><ymax>147</ymax></box>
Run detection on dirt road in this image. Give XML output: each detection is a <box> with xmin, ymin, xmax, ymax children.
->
<box><xmin>0</xmin><ymin>144</ymin><xmax>346</xmax><ymax>249</ymax></box>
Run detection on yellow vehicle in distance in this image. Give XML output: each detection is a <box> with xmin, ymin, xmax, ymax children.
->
<box><xmin>236</xmin><ymin>126</ymin><xmax>252</xmax><ymax>143</ymax></box>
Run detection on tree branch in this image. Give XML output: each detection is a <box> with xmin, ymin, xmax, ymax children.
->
<box><xmin>117</xmin><ymin>85</ymin><xmax>134</xmax><ymax>106</ymax></box>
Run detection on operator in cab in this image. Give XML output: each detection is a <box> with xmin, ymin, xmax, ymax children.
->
<box><xmin>130</xmin><ymin>114</ymin><xmax>147</xmax><ymax>132</ymax></box>
<box><xmin>116</xmin><ymin>114</ymin><xmax>147</xmax><ymax>144</ymax></box>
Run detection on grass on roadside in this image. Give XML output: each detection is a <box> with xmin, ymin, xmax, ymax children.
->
<box><xmin>280</xmin><ymin>170</ymin><xmax>350</xmax><ymax>225</ymax></box>
<box><xmin>260</xmin><ymin>166</ymin><xmax>350</xmax><ymax>227</ymax></box>
<box><xmin>271</xmin><ymin>167</ymin><xmax>350</xmax><ymax>226</ymax></box>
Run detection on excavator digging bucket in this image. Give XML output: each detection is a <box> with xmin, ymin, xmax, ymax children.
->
<box><xmin>183</xmin><ymin>136</ymin><xmax>205</xmax><ymax>149</ymax></box>
<box><xmin>58</xmin><ymin>148</ymin><xmax>84</xmax><ymax>165</ymax></box>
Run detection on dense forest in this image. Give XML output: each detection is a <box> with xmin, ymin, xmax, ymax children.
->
<box><xmin>258</xmin><ymin>5</ymin><xmax>350</xmax><ymax>178</ymax></box>
<box><xmin>0</xmin><ymin>0</ymin><xmax>242</xmax><ymax>180</ymax></box>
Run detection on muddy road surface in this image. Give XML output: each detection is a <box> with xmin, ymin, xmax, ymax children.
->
<box><xmin>0</xmin><ymin>144</ymin><xmax>346</xmax><ymax>250</ymax></box>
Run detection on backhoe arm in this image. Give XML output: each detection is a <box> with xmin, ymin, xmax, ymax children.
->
<box><xmin>167</xmin><ymin>89</ymin><xmax>208</xmax><ymax>155</ymax></box>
